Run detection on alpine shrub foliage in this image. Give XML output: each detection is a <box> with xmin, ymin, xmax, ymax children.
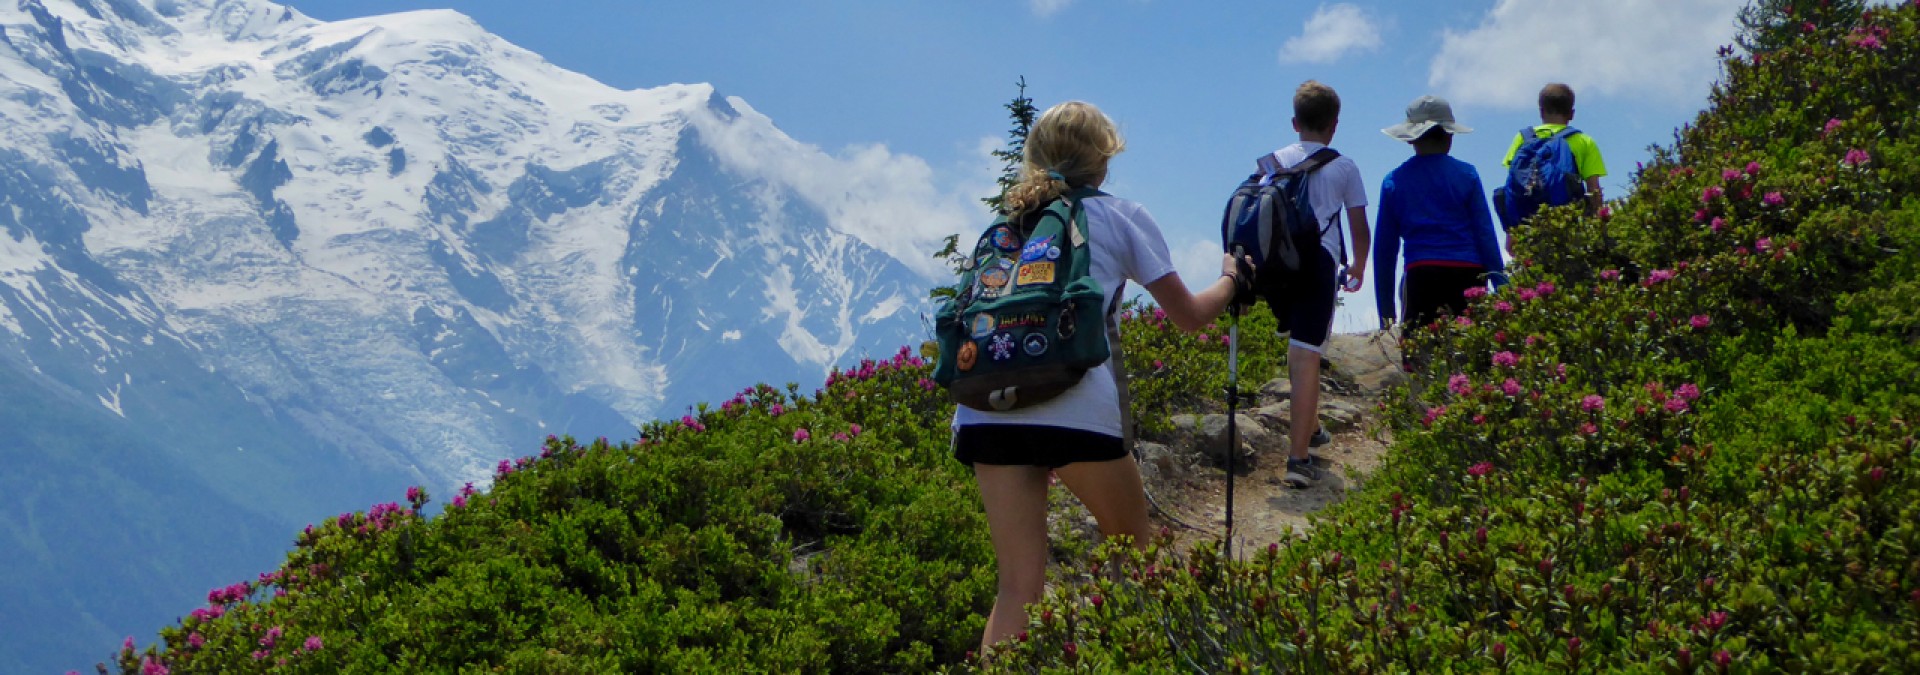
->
<box><xmin>980</xmin><ymin>6</ymin><xmax>1920</xmax><ymax>673</ymax></box>
<box><xmin>110</xmin><ymin>6</ymin><xmax>1920</xmax><ymax>673</ymax></box>
<box><xmin>108</xmin><ymin>321</ymin><xmax>1278</xmax><ymax>669</ymax></box>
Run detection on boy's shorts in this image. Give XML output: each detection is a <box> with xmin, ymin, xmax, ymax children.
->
<box><xmin>1257</xmin><ymin>244</ymin><xmax>1338</xmax><ymax>353</ymax></box>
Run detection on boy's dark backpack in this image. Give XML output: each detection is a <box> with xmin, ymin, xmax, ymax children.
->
<box><xmin>932</xmin><ymin>188</ymin><xmax>1114</xmax><ymax>411</ymax></box>
<box><xmin>1496</xmin><ymin>126</ymin><xmax>1586</xmax><ymax>229</ymax></box>
<box><xmin>1220</xmin><ymin>149</ymin><xmax>1341</xmax><ymax>275</ymax></box>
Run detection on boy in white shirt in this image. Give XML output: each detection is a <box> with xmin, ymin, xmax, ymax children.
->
<box><xmin>1260</xmin><ymin>80</ymin><xmax>1372</xmax><ymax>488</ymax></box>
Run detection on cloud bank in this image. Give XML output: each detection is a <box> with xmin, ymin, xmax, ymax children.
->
<box><xmin>1430</xmin><ymin>0</ymin><xmax>1741</xmax><ymax>110</ymax></box>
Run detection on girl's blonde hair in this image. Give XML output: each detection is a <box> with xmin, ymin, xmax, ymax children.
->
<box><xmin>1001</xmin><ymin>101</ymin><xmax>1126</xmax><ymax>218</ymax></box>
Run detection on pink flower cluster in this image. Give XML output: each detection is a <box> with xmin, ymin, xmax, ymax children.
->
<box><xmin>1842</xmin><ymin>148</ymin><xmax>1872</xmax><ymax>166</ymax></box>
<box><xmin>1581</xmin><ymin>395</ymin><xmax>1606</xmax><ymax>413</ymax></box>
<box><xmin>1448</xmin><ymin>373</ymin><xmax>1472</xmax><ymax>396</ymax></box>
<box><xmin>1493</xmin><ymin>351</ymin><xmax>1519</xmax><ymax>368</ymax></box>
<box><xmin>207</xmin><ymin>582</ymin><xmax>251</xmax><ymax>606</ymax></box>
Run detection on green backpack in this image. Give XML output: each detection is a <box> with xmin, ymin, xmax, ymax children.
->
<box><xmin>934</xmin><ymin>188</ymin><xmax>1113</xmax><ymax>411</ymax></box>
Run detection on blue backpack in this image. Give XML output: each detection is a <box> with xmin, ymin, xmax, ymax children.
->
<box><xmin>1221</xmin><ymin>148</ymin><xmax>1340</xmax><ymax>273</ymax></box>
<box><xmin>1497</xmin><ymin>126</ymin><xmax>1587</xmax><ymax>230</ymax></box>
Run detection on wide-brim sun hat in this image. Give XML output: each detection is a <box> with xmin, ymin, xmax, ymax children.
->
<box><xmin>1382</xmin><ymin>95</ymin><xmax>1474</xmax><ymax>142</ymax></box>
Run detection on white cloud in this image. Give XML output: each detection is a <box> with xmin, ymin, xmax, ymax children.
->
<box><xmin>1430</xmin><ymin>0</ymin><xmax>1740</xmax><ymax>109</ymax></box>
<box><xmin>1031</xmin><ymin>0</ymin><xmax>1074</xmax><ymax>17</ymax></box>
<box><xmin>1279</xmin><ymin>4</ymin><xmax>1384</xmax><ymax>65</ymax></box>
<box><xmin>688</xmin><ymin>96</ymin><xmax>995</xmax><ymax>281</ymax></box>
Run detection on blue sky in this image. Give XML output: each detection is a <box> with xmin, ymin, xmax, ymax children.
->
<box><xmin>285</xmin><ymin>0</ymin><xmax>1748</xmax><ymax>331</ymax></box>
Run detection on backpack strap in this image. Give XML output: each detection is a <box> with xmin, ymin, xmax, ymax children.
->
<box><xmin>1105</xmin><ymin>283</ymin><xmax>1134</xmax><ymax>454</ymax></box>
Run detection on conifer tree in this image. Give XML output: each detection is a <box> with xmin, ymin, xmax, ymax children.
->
<box><xmin>1736</xmin><ymin>0</ymin><xmax>1864</xmax><ymax>53</ymax></box>
<box><xmin>930</xmin><ymin>78</ymin><xmax>1036</xmax><ymax>300</ymax></box>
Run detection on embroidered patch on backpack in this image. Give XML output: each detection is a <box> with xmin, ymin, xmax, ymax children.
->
<box><xmin>1019</xmin><ymin>236</ymin><xmax>1055</xmax><ymax>262</ymax></box>
<box><xmin>1015</xmin><ymin>262</ymin><xmax>1056</xmax><ymax>286</ymax></box>
<box><xmin>987</xmin><ymin>333</ymin><xmax>1017</xmax><ymax>361</ymax></box>
<box><xmin>1022</xmin><ymin>333</ymin><xmax>1049</xmax><ymax>357</ymax></box>
<box><xmin>970</xmin><ymin>314</ymin><xmax>997</xmax><ymax>339</ymax></box>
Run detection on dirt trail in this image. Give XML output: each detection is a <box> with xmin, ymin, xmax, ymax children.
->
<box><xmin>1136</xmin><ymin>331</ymin><xmax>1404</xmax><ymax>556</ymax></box>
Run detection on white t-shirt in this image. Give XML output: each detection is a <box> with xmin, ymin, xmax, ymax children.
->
<box><xmin>1274</xmin><ymin>142</ymin><xmax>1368</xmax><ymax>264</ymax></box>
<box><xmin>952</xmin><ymin>195</ymin><xmax>1178</xmax><ymax>437</ymax></box>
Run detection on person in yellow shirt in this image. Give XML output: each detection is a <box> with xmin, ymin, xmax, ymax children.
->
<box><xmin>1503</xmin><ymin>83</ymin><xmax>1606</xmax><ymax>214</ymax></box>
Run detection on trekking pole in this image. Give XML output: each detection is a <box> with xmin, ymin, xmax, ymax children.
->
<box><xmin>1223</xmin><ymin>245</ymin><xmax>1249</xmax><ymax>559</ymax></box>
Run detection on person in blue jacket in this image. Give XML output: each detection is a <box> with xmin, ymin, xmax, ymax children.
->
<box><xmin>1373</xmin><ymin>95</ymin><xmax>1507</xmax><ymax>330</ymax></box>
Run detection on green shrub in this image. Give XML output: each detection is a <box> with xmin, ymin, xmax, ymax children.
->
<box><xmin>975</xmin><ymin>4</ymin><xmax>1920</xmax><ymax>672</ymax></box>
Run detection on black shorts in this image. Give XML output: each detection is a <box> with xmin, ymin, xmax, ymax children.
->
<box><xmin>953</xmin><ymin>424</ymin><xmax>1127</xmax><ymax>469</ymax></box>
<box><xmin>1257</xmin><ymin>244</ymin><xmax>1338</xmax><ymax>352</ymax></box>
<box><xmin>1403</xmin><ymin>264</ymin><xmax>1487</xmax><ymax>329</ymax></box>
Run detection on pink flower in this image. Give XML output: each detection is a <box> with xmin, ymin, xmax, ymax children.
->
<box><xmin>1581</xmin><ymin>395</ymin><xmax>1605</xmax><ymax>413</ymax></box>
<box><xmin>188</xmin><ymin>633</ymin><xmax>205</xmax><ymax>649</ymax></box>
<box><xmin>1502</xmin><ymin>379</ymin><xmax>1523</xmax><ymax>397</ymax></box>
<box><xmin>1600</xmin><ymin>269</ymin><xmax>1620</xmax><ymax>281</ymax></box>
<box><xmin>1152</xmin><ymin>359</ymin><xmax>1165</xmax><ymax>370</ymax></box>
<box><xmin>1756</xmin><ymin>237</ymin><xmax>1773</xmax><ymax>253</ymax></box>
<box><xmin>1493</xmin><ymin>351</ymin><xmax>1519</xmax><ymax>368</ymax></box>
<box><xmin>1472</xmin><ymin>414</ymin><xmax>1487</xmax><ymax>425</ymax></box>
<box><xmin>1536</xmin><ymin>281</ymin><xmax>1556</xmax><ymax>296</ymax></box>
<box><xmin>1745</xmin><ymin>161</ymin><xmax>1762</xmax><ymax>177</ymax></box>
<box><xmin>1455</xmin><ymin>315</ymin><xmax>1474</xmax><ymax>327</ymax></box>
<box><xmin>1721</xmin><ymin>168</ymin><xmax>1742</xmax><ymax>182</ymax></box>
<box><xmin>1690</xmin><ymin>314</ymin><xmax>1712</xmax><ymax>329</ymax></box>
<box><xmin>1596</xmin><ymin>206</ymin><xmax>1612</xmax><ymax>219</ymax></box>
<box><xmin>1197</xmin><ymin>332</ymin><xmax>1210</xmax><ymax>343</ymax></box>
<box><xmin>770</xmin><ymin>404</ymin><xmax>785</xmax><ymax>416</ymax></box>
<box><xmin>1421</xmin><ymin>406</ymin><xmax>1447</xmax><ymax>428</ymax></box>
<box><xmin>1700</xmin><ymin>186</ymin><xmax>1724</xmax><ymax>203</ymax></box>
<box><xmin>918</xmin><ymin>378</ymin><xmax>935</xmax><ymax>391</ymax></box>
<box><xmin>1464</xmin><ymin>286</ymin><xmax>1487</xmax><ymax>299</ymax></box>
<box><xmin>1763</xmin><ymin>192</ymin><xmax>1785</xmax><ymax>207</ymax></box>
<box><xmin>451</xmin><ymin>495</ymin><xmax>466</xmax><ymax>508</ymax></box>
<box><xmin>793</xmin><ymin>428</ymin><xmax>810</xmax><ymax>442</ymax></box>
<box><xmin>1448</xmin><ymin>373</ymin><xmax>1472</xmax><ymax>396</ymax></box>
<box><xmin>849</xmin><ymin>423</ymin><xmax>862</xmax><ymax>437</ymax></box>
<box><xmin>1676</xmin><ymin>383</ymin><xmax>1702</xmax><ymax>401</ymax></box>
<box><xmin>1824</xmin><ymin>118</ymin><xmax>1844</xmax><ymax>136</ymax></box>
<box><xmin>1665</xmin><ymin>397</ymin><xmax>1691</xmax><ymax>414</ymax></box>
<box><xmin>1152</xmin><ymin>308</ymin><xmax>1167</xmax><ymax>322</ymax></box>
<box><xmin>304</xmin><ymin>636</ymin><xmax>324</xmax><ymax>652</ymax></box>
<box><xmin>251</xmin><ymin>650</ymin><xmax>268</xmax><ymax>661</ymax></box>
<box><xmin>141</xmin><ymin>658</ymin><xmax>169</xmax><ymax>675</ymax></box>
<box><xmin>1580</xmin><ymin>422</ymin><xmax>1599</xmax><ymax>435</ymax></box>
<box><xmin>832</xmin><ymin>433</ymin><xmax>849</xmax><ymax>442</ymax></box>
<box><xmin>1646</xmin><ymin>269</ymin><xmax>1676</xmax><ymax>285</ymax></box>
<box><xmin>1467</xmin><ymin>462</ymin><xmax>1493</xmax><ymax>477</ymax></box>
<box><xmin>1518</xmin><ymin>288</ymin><xmax>1539</xmax><ymax>302</ymax></box>
<box><xmin>1494</xmin><ymin>301</ymin><xmax>1514</xmax><ymax>313</ymax></box>
<box><xmin>1843</xmin><ymin>148</ymin><xmax>1871</xmax><ymax>166</ymax></box>
<box><xmin>1710</xmin><ymin>216</ymin><xmax>1726</xmax><ymax>233</ymax></box>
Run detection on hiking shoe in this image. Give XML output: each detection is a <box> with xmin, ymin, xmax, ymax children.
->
<box><xmin>1310</xmin><ymin>426</ymin><xmax>1332</xmax><ymax>448</ymax></box>
<box><xmin>1284</xmin><ymin>457</ymin><xmax>1321</xmax><ymax>489</ymax></box>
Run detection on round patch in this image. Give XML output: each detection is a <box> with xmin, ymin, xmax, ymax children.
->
<box><xmin>970</xmin><ymin>314</ymin><xmax>997</xmax><ymax>339</ymax></box>
<box><xmin>989</xmin><ymin>227</ymin><xmax>1020</xmax><ymax>251</ymax></box>
<box><xmin>956</xmin><ymin>341</ymin><xmax>979</xmax><ymax>371</ymax></box>
<box><xmin>980</xmin><ymin>265</ymin><xmax>1011</xmax><ymax>288</ymax></box>
<box><xmin>987</xmin><ymin>332</ymin><xmax>1017</xmax><ymax>361</ymax></box>
<box><xmin>1045</xmin><ymin>246</ymin><xmax>1061</xmax><ymax>261</ymax></box>
<box><xmin>1022</xmin><ymin>333</ymin><xmax>1049</xmax><ymax>357</ymax></box>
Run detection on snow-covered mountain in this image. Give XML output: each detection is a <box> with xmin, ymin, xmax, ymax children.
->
<box><xmin>0</xmin><ymin>0</ymin><xmax>978</xmax><ymax>669</ymax></box>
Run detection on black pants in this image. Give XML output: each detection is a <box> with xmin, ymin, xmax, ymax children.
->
<box><xmin>1403</xmin><ymin>265</ymin><xmax>1487</xmax><ymax>329</ymax></box>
